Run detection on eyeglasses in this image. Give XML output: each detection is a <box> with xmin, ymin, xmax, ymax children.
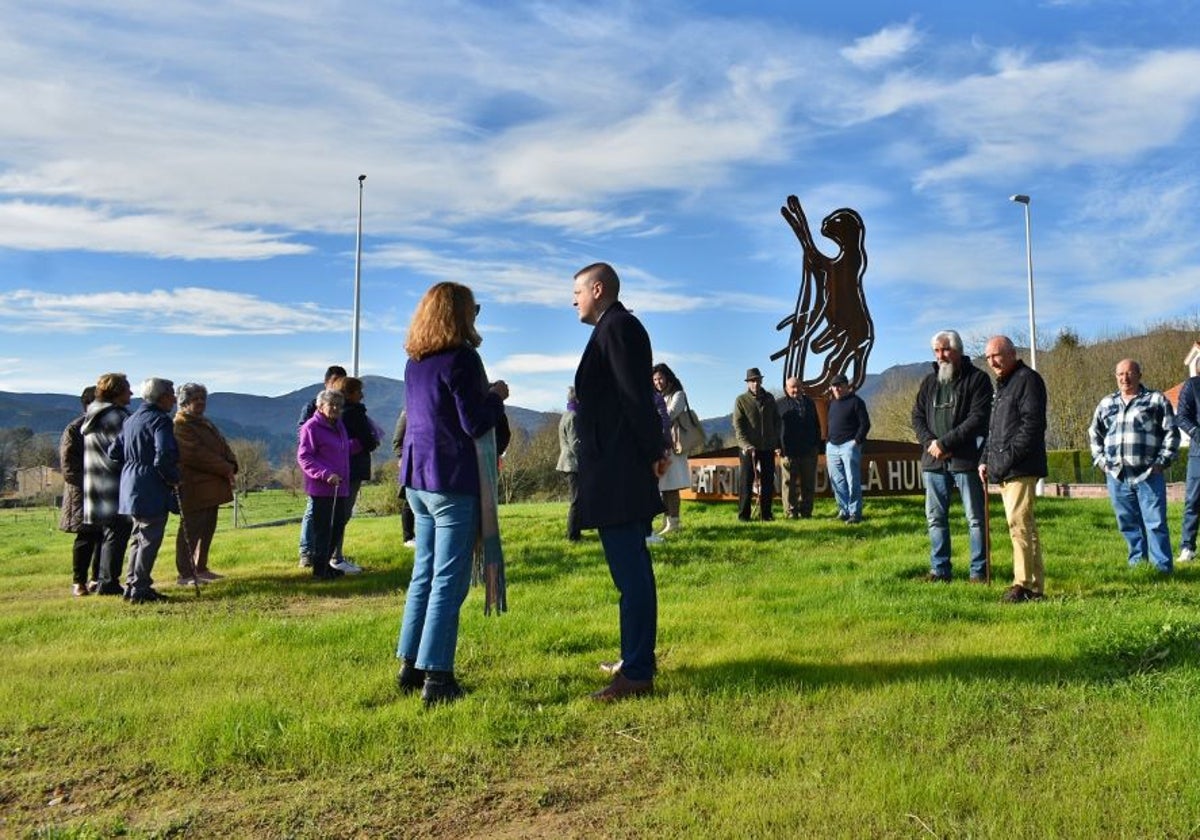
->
<box><xmin>475</xmin><ymin>304</ymin><xmax>482</xmax><ymax>315</ymax></box>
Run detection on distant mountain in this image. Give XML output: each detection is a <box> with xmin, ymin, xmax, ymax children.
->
<box><xmin>0</xmin><ymin>376</ymin><xmax>558</xmax><ymax>466</ymax></box>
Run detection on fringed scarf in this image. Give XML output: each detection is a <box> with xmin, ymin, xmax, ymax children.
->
<box><xmin>472</xmin><ymin>426</ymin><xmax>506</xmax><ymax>615</ymax></box>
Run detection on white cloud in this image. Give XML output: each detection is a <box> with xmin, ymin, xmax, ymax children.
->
<box><xmin>489</xmin><ymin>353</ymin><xmax>582</xmax><ymax>376</ymax></box>
<box><xmin>0</xmin><ymin>202</ymin><xmax>309</xmax><ymax>259</ymax></box>
<box><xmin>0</xmin><ymin>288</ymin><xmax>341</xmax><ymax>334</ymax></box>
<box><xmin>841</xmin><ymin>22</ymin><xmax>923</xmax><ymax>69</ymax></box>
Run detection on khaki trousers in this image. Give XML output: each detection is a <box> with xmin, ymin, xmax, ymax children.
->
<box><xmin>999</xmin><ymin>476</ymin><xmax>1044</xmax><ymax>593</ymax></box>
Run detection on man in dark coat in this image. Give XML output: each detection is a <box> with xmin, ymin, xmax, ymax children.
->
<box><xmin>778</xmin><ymin>376</ymin><xmax>820</xmax><ymax>519</ymax></box>
<box><xmin>109</xmin><ymin>377</ymin><xmax>180</xmax><ymax>604</ymax></box>
<box><xmin>572</xmin><ymin>262</ymin><xmax>667</xmax><ymax>701</ymax></box>
<box><xmin>911</xmin><ymin>330</ymin><xmax>993</xmax><ymax>583</ymax></box>
<box><xmin>979</xmin><ymin>335</ymin><xmax>1048</xmax><ymax>603</ymax></box>
<box><xmin>733</xmin><ymin>367</ymin><xmax>780</xmax><ymax>521</ymax></box>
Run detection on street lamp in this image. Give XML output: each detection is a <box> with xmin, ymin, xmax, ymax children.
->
<box><xmin>1009</xmin><ymin>193</ymin><xmax>1036</xmax><ymax>371</ymax></box>
<box><xmin>351</xmin><ymin>174</ymin><xmax>366</xmax><ymax>376</ymax></box>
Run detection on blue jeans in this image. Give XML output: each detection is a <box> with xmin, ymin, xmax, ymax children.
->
<box><xmin>1182</xmin><ymin>456</ymin><xmax>1200</xmax><ymax>553</ymax></box>
<box><xmin>1106</xmin><ymin>471</ymin><xmax>1172</xmax><ymax>571</ymax></box>
<box><xmin>826</xmin><ymin>440</ymin><xmax>862</xmax><ymax>519</ymax></box>
<box><xmin>396</xmin><ymin>489</ymin><xmax>478</xmax><ymax>673</ymax></box>
<box><xmin>298</xmin><ymin>496</ymin><xmax>314</xmax><ymax>558</ymax></box>
<box><xmin>598</xmin><ymin>520</ymin><xmax>658</xmax><ymax>681</ymax></box>
<box><xmin>924</xmin><ymin>470</ymin><xmax>986</xmax><ymax>579</ymax></box>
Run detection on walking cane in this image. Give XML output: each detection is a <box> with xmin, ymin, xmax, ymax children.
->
<box><xmin>328</xmin><ymin>489</ymin><xmax>339</xmax><ymax>568</ymax></box>
<box><xmin>174</xmin><ymin>486</ymin><xmax>202</xmax><ymax>597</ymax></box>
<box><xmin>982</xmin><ymin>479</ymin><xmax>992</xmax><ymax>586</ymax></box>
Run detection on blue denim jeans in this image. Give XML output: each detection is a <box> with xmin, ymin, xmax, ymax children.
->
<box><xmin>1182</xmin><ymin>456</ymin><xmax>1200</xmax><ymax>553</ymax></box>
<box><xmin>396</xmin><ymin>489</ymin><xmax>479</xmax><ymax>673</ymax></box>
<box><xmin>298</xmin><ymin>496</ymin><xmax>314</xmax><ymax>558</ymax></box>
<box><xmin>925</xmin><ymin>469</ymin><xmax>986</xmax><ymax>579</ymax></box>
<box><xmin>597</xmin><ymin>520</ymin><xmax>658</xmax><ymax>681</ymax></box>
<box><xmin>826</xmin><ymin>440</ymin><xmax>862</xmax><ymax>519</ymax></box>
<box><xmin>1106</xmin><ymin>471</ymin><xmax>1172</xmax><ymax>571</ymax></box>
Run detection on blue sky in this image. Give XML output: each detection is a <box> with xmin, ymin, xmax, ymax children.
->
<box><xmin>2</xmin><ymin>0</ymin><xmax>1199</xmax><ymax>418</ymax></box>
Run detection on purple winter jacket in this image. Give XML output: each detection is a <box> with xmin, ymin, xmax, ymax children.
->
<box><xmin>400</xmin><ymin>346</ymin><xmax>504</xmax><ymax>496</ymax></box>
<box><xmin>297</xmin><ymin>413</ymin><xmax>355</xmax><ymax>498</ymax></box>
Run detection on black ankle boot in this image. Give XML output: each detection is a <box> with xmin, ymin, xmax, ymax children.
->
<box><xmin>396</xmin><ymin>659</ymin><xmax>425</xmax><ymax>694</ymax></box>
<box><xmin>422</xmin><ymin>671</ymin><xmax>464</xmax><ymax>707</ymax></box>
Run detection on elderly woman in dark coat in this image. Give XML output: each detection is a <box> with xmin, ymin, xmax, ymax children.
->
<box><xmin>60</xmin><ymin>386</ymin><xmax>102</xmax><ymax>596</ymax></box>
<box><xmin>327</xmin><ymin>375</ymin><xmax>379</xmax><ymax>574</ymax></box>
<box><xmin>174</xmin><ymin>382</ymin><xmax>238</xmax><ymax>585</ymax></box>
<box><xmin>109</xmin><ymin>377</ymin><xmax>180</xmax><ymax>604</ymax></box>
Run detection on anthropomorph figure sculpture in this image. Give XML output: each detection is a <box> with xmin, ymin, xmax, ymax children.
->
<box><xmin>772</xmin><ymin>195</ymin><xmax>874</xmax><ymax>394</ymax></box>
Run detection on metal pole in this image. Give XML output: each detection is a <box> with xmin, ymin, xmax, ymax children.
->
<box><xmin>1010</xmin><ymin>194</ymin><xmax>1037</xmax><ymax>371</ymax></box>
<box><xmin>1011</xmin><ymin>193</ymin><xmax>1042</xmax><ymax>495</ymax></box>
<box><xmin>351</xmin><ymin>174</ymin><xmax>366</xmax><ymax>376</ymax></box>
<box><xmin>1023</xmin><ymin>201</ymin><xmax>1037</xmax><ymax>372</ymax></box>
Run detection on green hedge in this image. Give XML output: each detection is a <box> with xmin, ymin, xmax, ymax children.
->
<box><xmin>1047</xmin><ymin>448</ymin><xmax>1191</xmax><ymax>484</ymax></box>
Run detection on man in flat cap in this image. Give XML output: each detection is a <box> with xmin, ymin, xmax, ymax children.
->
<box><xmin>732</xmin><ymin>367</ymin><xmax>779</xmax><ymax>521</ymax></box>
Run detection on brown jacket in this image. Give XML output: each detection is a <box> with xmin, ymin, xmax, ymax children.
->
<box><xmin>174</xmin><ymin>411</ymin><xmax>238</xmax><ymax>512</ymax></box>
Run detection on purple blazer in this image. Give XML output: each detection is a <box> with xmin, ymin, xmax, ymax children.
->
<box><xmin>400</xmin><ymin>346</ymin><xmax>504</xmax><ymax>496</ymax></box>
<box><xmin>297</xmin><ymin>413</ymin><xmax>352</xmax><ymax>498</ymax></box>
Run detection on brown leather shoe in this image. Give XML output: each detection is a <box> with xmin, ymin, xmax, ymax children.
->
<box><xmin>590</xmin><ymin>673</ymin><xmax>653</xmax><ymax>702</ymax></box>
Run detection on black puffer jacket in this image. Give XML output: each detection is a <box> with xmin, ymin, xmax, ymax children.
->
<box><xmin>982</xmin><ymin>360</ymin><xmax>1047</xmax><ymax>482</ymax></box>
<box><xmin>911</xmin><ymin>357</ymin><xmax>993</xmax><ymax>472</ymax></box>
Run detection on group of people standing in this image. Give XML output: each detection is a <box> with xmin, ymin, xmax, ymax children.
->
<box><xmin>55</xmin><ymin>272</ymin><xmax>1200</xmax><ymax>711</ymax></box>
<box><xmin>59</xmin><ymin>375</ymin><xmax>238</xmax><ymax>602</ymax></box>
<box><xmin>731</xmin><ymin>368</ymin><xmax>870</xmax><ymax>524</ymax></box>
<box><xmin>915</xmin><ymin>329</ymin><xmax>1200</xmax><ymax>603</ymax></box>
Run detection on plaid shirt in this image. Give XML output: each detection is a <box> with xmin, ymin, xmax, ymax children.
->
<box><xmin>1089</xmin><ymin>385</ymin><xmax>1179</xmax><ymax>480</ymax></box>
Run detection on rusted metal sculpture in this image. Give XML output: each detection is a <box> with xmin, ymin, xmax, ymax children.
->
<box><xmin>772</xmin><ymin>195</ymin><xmax>874</xmax><ymax>394</ymax></box>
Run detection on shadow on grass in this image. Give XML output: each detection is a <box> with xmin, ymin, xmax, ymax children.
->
<box><xmin>669</xmin><ymin>641</ymin><xmax>1200</xmax><ymax>693</ymax></box>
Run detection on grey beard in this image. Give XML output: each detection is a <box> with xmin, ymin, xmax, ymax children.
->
<box><xmin>936</xmin><ymin>361</ymin><xmax>955</xmax><ymax>384</ymax></box>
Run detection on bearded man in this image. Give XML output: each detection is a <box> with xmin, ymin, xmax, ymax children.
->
<box><xmin>912</xmin><ymin>330</ymin><xmax>993</xmax><ymax>583</ymax></box>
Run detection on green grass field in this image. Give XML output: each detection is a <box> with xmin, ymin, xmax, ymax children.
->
<box><xmin>3</xmin><ymin>491</ymin><xmax>1200</xmax><ymax>838</ymax></box>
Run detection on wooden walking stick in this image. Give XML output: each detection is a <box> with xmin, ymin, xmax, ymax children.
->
<box><xmin>982</xmin><ymin>480</ymin><xmax>992</xmax><ymax>585</ymax></box>
<box><xmin>174</xmin><ymin>486</ymin><xmax>202</xmax><ymax>597</ymax></box>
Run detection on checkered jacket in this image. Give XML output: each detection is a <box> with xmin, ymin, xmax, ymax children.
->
<box><xmin>80</xmin><ymin>402</ymin><xmax>130</xmax><ymax>524</ymax></box>
<box><xmin>1088</xmin><ymin>385</ymin><xmax>1179</xmax><ymax>479</ymax></box>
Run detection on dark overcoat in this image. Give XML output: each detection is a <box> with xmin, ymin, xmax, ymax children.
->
<box><xmin>573</xmin><ymin>301</ymin><xmax>665</xmax><ymax>529</ymax></box>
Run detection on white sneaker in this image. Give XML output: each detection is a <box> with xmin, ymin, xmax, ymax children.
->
<box><xmin>403</xmin><ymin>539</ymin><xmax>416</xmax><ymax>549</ymax></box>
<box><xmin>645</xmin><ymin>532</ymin><xmax>664</xmax><ymax>545</ymax></box>
<box><xmin>1178</xmin><ymin>547</ymin><xmax>1196</xmax><ymax>563</ymax></box>
<box><xmin>329</xmin><ymin>557</ymin><xmax>363</xmax><ymax>574</ymax></box>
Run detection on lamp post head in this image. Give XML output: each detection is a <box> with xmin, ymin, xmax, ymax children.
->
<box><xmin>1010</xmin><ymin>194</ymin><xmax>1030</xmax><ymax>204</ymax></box>
<box><xmin>358</xmin><ymin>174</ymin><xmax>367</xmax><ymax>183</ymax></box>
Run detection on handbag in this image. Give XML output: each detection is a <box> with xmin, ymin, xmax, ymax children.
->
<box><xmin>671</xmin><ymin>397</ymin><xmax>706</xmax><ymax>455</ymax></box>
